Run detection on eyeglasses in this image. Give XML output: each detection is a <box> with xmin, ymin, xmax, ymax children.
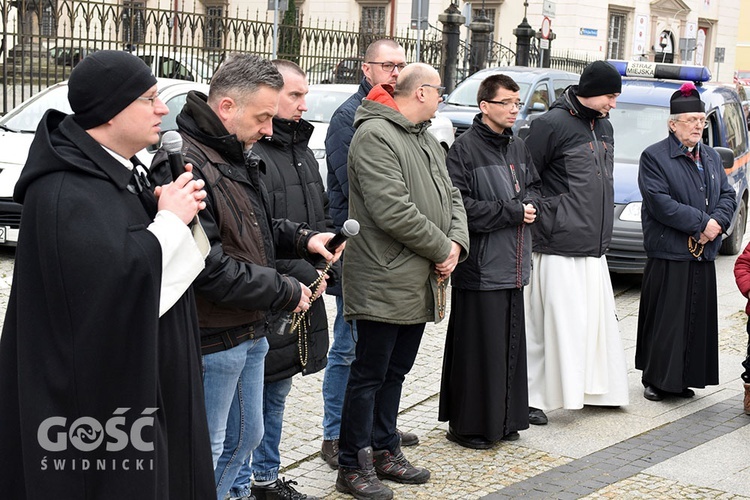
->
<box><xmin>484</xmin><ymin>100</ymin><xmax>524</xmax><ymax>110</ymax></box>
<box><xmin>136</xmin><ymin>95</ymin><xmax>159</xmax><ymax>106</ymax></box>
<box><xmin>420</xmin><ymin>84</ymin><xmax>446</xmax><ymax>95</ymax></box>
<box><xmin>673</xmin><ymin>117</ymin><xmax>708</xmax><ymax>128</ymax></box>
<box><xmin>367</xmin><ymin>61</ymin><xmax>407</xmax><ymax>72</ymax></box>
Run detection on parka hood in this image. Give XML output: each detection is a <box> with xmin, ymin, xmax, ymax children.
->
<box><xmin>15</xmin><ymin>110</ymin><xmax>136</xmax><ymax>204</ymax></box>
<box><xmin>353</xmin><ymin>83</ymin><xmax>432</xmax><ymax>136</ymax></box>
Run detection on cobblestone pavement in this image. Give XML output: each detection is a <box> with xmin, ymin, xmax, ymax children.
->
<box><xmin>1</xmin><ymin>239</ymin><xmax>749</xmax><ymax>499</ymax></box>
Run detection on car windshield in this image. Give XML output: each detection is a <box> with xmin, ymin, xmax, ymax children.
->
<box><xmin>304</xmin><ymin>90</ymin><xmax>351</xmax><ymax>123</ymax></box>
<box><xmin>309</xmin><ymin>62</ymin><xmax>333</xmax><ymax>72</ymax></box>
<box><xmin>0</xmin><ymin>85</ymin><xmax>72</xmax><ymax>133</ymax></box>
<box><xmin>447</xmin><ymin>78</ymin><xmax>531</xmax><ymax>107</ymax></box>
<box><xmin>608</xmin><ymin>102</ymin><xmax>671</xmax><ymax>162</ymax></box>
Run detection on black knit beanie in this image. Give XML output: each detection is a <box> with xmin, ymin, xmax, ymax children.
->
<box><xmin>68</xmin><ymin>50</ymin><xmax>158</xmax><ymax>129</ymax></box>
<box><xmin>577</xmin><ymin>61</ymin><xmax>622</xmax><ymax>97</ymax></box>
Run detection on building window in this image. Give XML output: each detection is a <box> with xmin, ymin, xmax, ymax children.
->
<box><xmin>360</xmin><ymin>6</ymin><xmax>386</xmax><ymax>38</ymax></box>
<box><xmin>122</xmin><ymin>1</ymin><xmax>146</xmax><ymax>48</ymax></box>
<box><xmin>607</xmin><ymin>11</ymin><xmax>626</xmax><ymax>60</ymax></box>
<box><xmin>471</xmin><ymin>8</ymin><xmax>496</xmax><ymax>26</ymax></box>
<box><xmin>40</xmin><ymin>0</ymin><xmax>57</xmax><ymax>37</ymax></box>
<box><xmin>205</xmin><ymin>6</ymin><xmax>223</xmax><ymax>50</ymax></box>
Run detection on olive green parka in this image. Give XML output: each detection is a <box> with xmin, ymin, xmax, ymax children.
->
<box><xmin>342</xmin><ymin>84</ymin><xmax>469</xmax><ymax>324</ymax></box>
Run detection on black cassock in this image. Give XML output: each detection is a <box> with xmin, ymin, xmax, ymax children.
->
<box><xmin>636</xmin><ymin>258</ymin><xmax>719</xmax><ymax>393</ymax></box>
<box><xmin>439</xmin><ymin>288</ymin><xmax>529</xmax><ymax>441</ymax></box>
<box><xmin>0</xmin><ymin>112</ymin><xmax>214</xmax><ymax>499</ymax></box>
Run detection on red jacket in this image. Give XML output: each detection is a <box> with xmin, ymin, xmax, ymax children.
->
<box><xmin>734</xmin><ymin>241</ymin><xmax>750</xmax><ymax>315</ymax></box>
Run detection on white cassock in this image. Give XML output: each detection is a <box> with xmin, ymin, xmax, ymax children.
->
<box><xmin>525</xmin><ymin>253</ymin><xmax>630</xmax><ymax>410</ymax></box>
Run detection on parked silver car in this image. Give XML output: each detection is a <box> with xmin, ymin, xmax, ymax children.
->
<box><xmin>439</xmin><ymin>66</ymin><xmax>579</xmax><ymax>139</ymax></box>
<box><xmin>304</xmin><ymin>84</ymin><xmax>456</xmax><ymax>187</ymax></box>
<box><xmin>0</xmin><ymin>78</ymin><xmax>209</xmax><ymax>245</ymax></box>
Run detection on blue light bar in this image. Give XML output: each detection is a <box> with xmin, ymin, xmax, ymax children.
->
<box><xmin>606</xmin><ymin>60</ymin><xmax>711</xmax><ymax>82</ymax></box>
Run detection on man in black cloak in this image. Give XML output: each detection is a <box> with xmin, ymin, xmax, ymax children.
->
<box><xmin>0</xmin><ymin>50</ymin><xmax>215</xmax><ymax>499</ymax></box>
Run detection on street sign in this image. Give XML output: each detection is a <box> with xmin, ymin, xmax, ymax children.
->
<box><xmin>542</xmin><ymin>0</ymin><xmax>556</xmax><ymax>18</ymax></box>
<box><xmin>541</xmin><ymin>17</ymin><xmax>551</xmax><ymax>40</ymax></box>
<box><xmin>540</xmin><ymin>39</ymin><xmax>550</xmax><ymax>50</ymax></box>
<box><xmin>411</xmin><ymin>0</ymin><xmax>429</xmax><ymax>31</ymax></box>
<box><xmin>715</xmin><ymin>47</ymin><xmax>725</xmax><ymax>63</ymax></box>
<box><xmin>267</xmin><ymin>0</ymin><xmax>288</xmax><ymax>11</ymax></box>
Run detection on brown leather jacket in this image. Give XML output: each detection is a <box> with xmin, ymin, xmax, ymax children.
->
<box><xmin>150</xmin><ymin>91</ymin><xmax>317</xmax><ymax>347</ymax></box>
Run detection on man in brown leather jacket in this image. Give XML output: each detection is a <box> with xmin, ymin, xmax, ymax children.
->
<box><xmin>150</xmin><ymin>54</ymin><xmax>342</xmax><ymax>500</ymax></box>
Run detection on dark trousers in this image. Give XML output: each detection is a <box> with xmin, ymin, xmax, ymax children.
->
<box><xmin>743</xmin><ymin>321</ymin><xmax>750</xmax><ymax>383</ymax></box>
<box><xmin>338</xmin><ymin>320</ymin><xmax>425</xmax><ymax>468</ymax></box>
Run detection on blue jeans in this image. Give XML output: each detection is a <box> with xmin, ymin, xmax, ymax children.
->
<box><xmin>338</xmin><ymin>320</ymin><xmax>425</xmax><ymax>468</ymax></box>
<box><xmin>231</xmin><ymin>376</ymin><xmax>294</xmax><ymax>488</ymax></box>
<box><xmin>321</xmin><ymin>295</ymin><xmax>357</xmax><ymax>440</ymax></box>
<box><xmin>202</xmin><ymin>336</ymin><xmax>268</xmax><ymax>500</ymax></box>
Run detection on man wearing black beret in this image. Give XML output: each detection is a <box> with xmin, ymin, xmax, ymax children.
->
<box><xmin>524</xmin><ymin>60</ymin><xmax>630</xmax><ymax>425</ymax></box>
<box><xmin>0</xmin><ymin>50</ymin><xmax>215</xmax><ymax>498</ymax></box>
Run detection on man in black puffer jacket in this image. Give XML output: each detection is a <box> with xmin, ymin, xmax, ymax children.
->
<box><xmin>241</xmin><ymin>59</ymin><xmax>338</xmax><ymax>500</ymax></box>
<box><xmin>523</xmin><ymin>61</ymin><xmax>630</xmax><ymax>426</ymax></box>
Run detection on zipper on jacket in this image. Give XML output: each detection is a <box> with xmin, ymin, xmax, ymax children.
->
<box><xmin>590</xmin><ymin>128</ymin><xmax>607</xmax><ymax>256</ymax></box>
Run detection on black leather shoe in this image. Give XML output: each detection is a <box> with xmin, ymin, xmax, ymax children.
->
<box><xmin>643</xmin><ymin>385</ymin><xmax>664</xmax><ymax>401</ymax></box>
<box><xmin>502</xmin><ymin>431</ymin><xmax>520</xmax><ymax>441</ymax></box>
<box><xmin>445</xmin><ymin>427</ymin><xmax>494</xmax><ymax>450</ymax></box>
<box><xmin>397</xmin><ymin>428</ymin><xmax>419</xmax><ymax>447</ymax></box>
<box><xmin>675</xmin><ymin>388</ymin><xmax>695</xmax><ymax>398</ymax></box>
<box><xmin>529</xmin><ymin>407</ymin><xmax>548</xmax><ymax>425</ymax></box>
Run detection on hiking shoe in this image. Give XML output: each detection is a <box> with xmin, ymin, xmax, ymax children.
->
<box><xmin>335</xmin><ymin>447</ymin><xmax>393</xmax><ymax>500</ymax></box>
<box><xmin>321</xmin><ymin>439</ymin><xmax>339</xmax><ymax>469</ymax></box>
<box><xmin>373</xmin><ymin>446</ymin><xmax>430</xmax><ymax>484</ymax></box>
<box><xmin>397</xmin><ymin>428</ymin><xmax>419</xmax><ymax>447</ymax></box>
<box><xmin>252</xmin><ymin>477</ymin><xmax>317</xmax><ymax>500</ymax></box>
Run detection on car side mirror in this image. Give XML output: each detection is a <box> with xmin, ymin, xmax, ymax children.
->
<box><xmin>529</xmin><ymin>102</ymin><xmax>547</xmax><ymax>112</ymax></box>
<box><xmin>714</xmin><ymin>146</ymin><xmax>735</xmax><ymax>170</ymax></box>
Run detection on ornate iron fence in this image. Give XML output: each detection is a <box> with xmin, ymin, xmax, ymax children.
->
<box><xmin>453</xmin><ymin>37</ymin><xmax>516</xmax><ymax>86</ymax></box>
<box><xmin>0</xmin><ymin>0</ymin><xmax>587</xmax><ymax>114</ymax></box>
<box><xmin>528</xmin><ymin>37</ymin><xmax>594</xmax><ymax>73</ymax></box>
<box><xmin>0</xmin><ymin>0</ymin><xmax>449</xmax><ymax>113</ymax></box>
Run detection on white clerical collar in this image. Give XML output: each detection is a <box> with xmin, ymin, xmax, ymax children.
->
<box><xmin>101</xmin><ymin>145</ymin><xmax>134</xmax><ymax>171</ymax></box>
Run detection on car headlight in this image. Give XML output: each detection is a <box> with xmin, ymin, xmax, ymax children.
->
<box><xmin>312</xmin><ymin>149</ymin><xmax>326</xmax><ymax>160</ymax></box>
<box><xmin>619</xmin><ymin>202</ymin><xmax>642</xmax><ymax>222</ymax></box>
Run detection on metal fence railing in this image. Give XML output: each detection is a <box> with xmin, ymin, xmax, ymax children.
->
<box><xmin>0</xmin><ymin>0</ymin><xmax>449</xmax><ymax>113</ymax></box>
<box><xmin>0</xmin><ymin>0</ymin><xmax>591</xmax><ymax>113</ymax></box>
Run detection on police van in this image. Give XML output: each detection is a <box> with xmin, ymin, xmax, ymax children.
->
<box><xmin>605</xmin><ymin>60</ymin><xmax>750</xmax><ymax>273</ymax></box>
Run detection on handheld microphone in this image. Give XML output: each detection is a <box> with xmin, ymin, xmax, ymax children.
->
<box><xmin>162</xmin><ymin>130</ymin><xmax>186</xmax><ymax>181</ymax></box>
<box><xmin>325</xmin><ymin>219</ymin><xmax>359</xmax><ymax>252</ymax></box>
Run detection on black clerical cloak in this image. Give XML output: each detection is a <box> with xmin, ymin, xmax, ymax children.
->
<box><xmin>0</xmin><ymin>111</ymin><xmax>214</xmax><ymax>499</ymax></box>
